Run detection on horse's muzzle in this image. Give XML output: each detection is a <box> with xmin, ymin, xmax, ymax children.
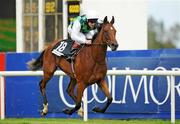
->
<box><xmin>110</xmin><ymin>43</ymin><xmax>119</xmax><ymax>51</ymax></box>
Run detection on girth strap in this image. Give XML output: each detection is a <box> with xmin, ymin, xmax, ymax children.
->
<box><xmin>71</xmin><ymin>60</ymin><xmax>76</xmax><ymax>78</ymax></box>
<box><xmin>70</xmin><ymin>44</ymin><xmax>85</xmax><ymax>78</ymax></box>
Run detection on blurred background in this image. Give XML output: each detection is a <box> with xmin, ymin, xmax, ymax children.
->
<box><xmin>148</xmin><ymin>0</ymin><xmax>180</xmax><ymax>49</ymax></box>
<box><xmin>0</xmin><ymin>0</ymin><xmax>15</xmax><ymax>51</ymax></box>
<box><xmin>0</xmin><ymin>0</ymin><xmax>179</xmax><ymax>52</ymax></box>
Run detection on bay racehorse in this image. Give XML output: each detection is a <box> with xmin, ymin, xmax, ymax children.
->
<box><xmin>28</xmin><ymin>16</ymin><xmax>118</xmax><ymax>116</ymax></box>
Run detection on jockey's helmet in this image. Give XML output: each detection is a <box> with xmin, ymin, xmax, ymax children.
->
<box><xmin>86</xmin><ymin>10</ymin><xmax>98</xmax><ymax>23</ymax></box>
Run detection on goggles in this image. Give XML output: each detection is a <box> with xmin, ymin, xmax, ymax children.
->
<box><xmin>88</xmin><ymin>19</ymin><xmax>98</xmax><ymax>23</ymax></box>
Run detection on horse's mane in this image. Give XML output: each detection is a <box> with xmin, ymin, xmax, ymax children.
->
<box><xmin>92</xmin><ymin>23</ymin><xmax>103</xmax><ymax>42</ymax></box>
<box><xmin>92</xmin><ymin>32</ymin><xmax>99</xmax><ymax>42</ymax></box>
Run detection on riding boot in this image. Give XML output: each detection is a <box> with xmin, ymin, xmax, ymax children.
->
<box><xmin>72</xmin><ymin>42</ymin><xmax>80</xmax><ymax>49</ymax></box>
<box><xmin>70</xmin><ymin>42</ymin><xmax>80</xmax><ymax>54</ymax></box>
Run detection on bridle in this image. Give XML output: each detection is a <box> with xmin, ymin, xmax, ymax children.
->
<box><xmin>90</xmin><ymin>31</ymin><xmax>112</xmax><ymax>46</ymax></box>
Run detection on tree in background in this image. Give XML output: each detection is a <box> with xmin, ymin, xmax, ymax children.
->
<box><xmin>167</xmin><ymin>24</ymin><xmax>180</xmax><ymax>48</ymax></box>
<box><xmin>148</xmin><ymin>16</ymin><xmax>180</xmax><ymax>49</ymax></box>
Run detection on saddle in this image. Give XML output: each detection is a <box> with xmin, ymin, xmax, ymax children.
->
<box><xmin>52</xmin><ymin>39</ymin><xmax>82</xmax><ymax>61</ymax></box>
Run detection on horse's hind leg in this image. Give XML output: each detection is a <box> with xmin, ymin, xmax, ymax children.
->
<box><xmin>40</xmin><ymin>69</ymin><xmax>56</xmax><ymax>116</ymax></box>
<box><xmin>92</xmin><ymin>79</ymin><xmax>112</xmax><ymax>113</ymax></box>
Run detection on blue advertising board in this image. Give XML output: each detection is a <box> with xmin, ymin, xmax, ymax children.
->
<box><xmin>5</xmin><ymin>49</ymin><xmax>180</xmax><ymax>119</ymax></box>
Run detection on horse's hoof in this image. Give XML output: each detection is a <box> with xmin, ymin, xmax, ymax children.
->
<box><xmin>63</xmin><ymin>108</ymin><xmax>73</xmax><ymax>115</ymax></box>
<box><xmin>41</xmin><ymin>111</ymin><xmax>47</xmax><ymax>116</ymax></box>
<box><xmin>77</xmin><ymin>107</ymin><xmax>84</xmax><ymax>117</ymax></box>
<box><xmin>92</xmin><ymin>107</ymin><xmax>105</xmax><ymax>113</ymax></box>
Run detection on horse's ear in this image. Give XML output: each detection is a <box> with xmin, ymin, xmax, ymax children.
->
<box><xmin>103</xmin><ymin>16</ymin><xmax>108</xmax><ymax>23</ymax></box>
<box><xmin>110</xmin><ymin>16</ymin><xmax>114</xmax><ymax>24</ymax></box>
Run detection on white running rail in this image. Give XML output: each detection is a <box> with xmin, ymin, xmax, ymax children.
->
<box><xmin>0</xmin><ymin>70</ymin><xmax>179</xmax><ymax>124</ymax></box>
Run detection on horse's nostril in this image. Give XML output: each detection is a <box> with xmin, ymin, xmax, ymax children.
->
<box><xmin>112</xmin><ymin>43</ymin><xmax>118</xmax><ymax>47</ymax></box>
<box><xmin>110</xmin><ymin>43</ymin><xmax>118</xmax><ymax>51</ymax></box>
<box><xmin>115</xmin><ymin>44</ymin><xmax>119</xmax><ymax>47</ymax></box>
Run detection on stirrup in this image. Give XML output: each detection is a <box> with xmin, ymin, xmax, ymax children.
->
<box><xmin>66</xmin><ymin>56</ymin><xmax>75</xmax><ymax>60</ymax></box>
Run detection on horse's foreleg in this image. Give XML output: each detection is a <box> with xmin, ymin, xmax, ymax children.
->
<box><xmin>66</xmin><ymin>78</ymin><xmax>84</xmax><ymax>117</ymax></box>
<box><xmin>92</xmin><ymin>79</ymin><xmax>112</xmax><ymax>113</ymax></box>
<box><xmin>63</xmin><ymin>82</ymin><xmax>85</xmax><ymax>115</ymax></box>
<box><xmin>66</xmin><ymin>78</ymin><xmax>77</xmax><ymax>102</ymax></box>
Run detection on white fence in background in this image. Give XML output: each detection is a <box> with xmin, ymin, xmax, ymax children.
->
<box><xmin>0</xmin><ymin>70</ymin><xmax>180</xmax><ymax>124</ymax></box>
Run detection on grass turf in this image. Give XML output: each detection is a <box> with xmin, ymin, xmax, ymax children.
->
<box><xmin>0</xmin><ymin>118</ymin><xmax>179</xmax><ymax>124</ymax></box>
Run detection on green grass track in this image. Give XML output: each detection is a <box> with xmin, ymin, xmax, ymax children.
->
<box><xmin>0</xmin><ymin>118</ymin><xmax>179</xmax><ymax>124</ymax></box>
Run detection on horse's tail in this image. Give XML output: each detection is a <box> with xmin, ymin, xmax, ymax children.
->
<box><xmin>27</xmin><ymin>50</ymin><xmax>45</xmax><ymax>71</ymax></box>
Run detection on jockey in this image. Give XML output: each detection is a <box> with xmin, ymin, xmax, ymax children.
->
<box><xmin>68</xmin><ymin>10</ymin><xmax>99</xmax><ymax>48</ymax></box>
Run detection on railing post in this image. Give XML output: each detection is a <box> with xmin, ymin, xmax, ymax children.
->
<box><xmin>0</xmin><ymin>76</ymin><xmax>5</xmax><ymax>119</ymax></box>
<box><xmin>83</xmin><ymin>88</ymin><xmax>88</xmax><ymax>121</ymax></box>
<box><xmin>171</xmin><ymin>75</ymin><xmax>175</xmax><ymax>124</ymax></box>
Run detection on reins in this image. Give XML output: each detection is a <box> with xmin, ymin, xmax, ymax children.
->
<box><xmin>91</xmin><ymin>43</ymin><xmax>107</xmax><ymax>46</ymax></box>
